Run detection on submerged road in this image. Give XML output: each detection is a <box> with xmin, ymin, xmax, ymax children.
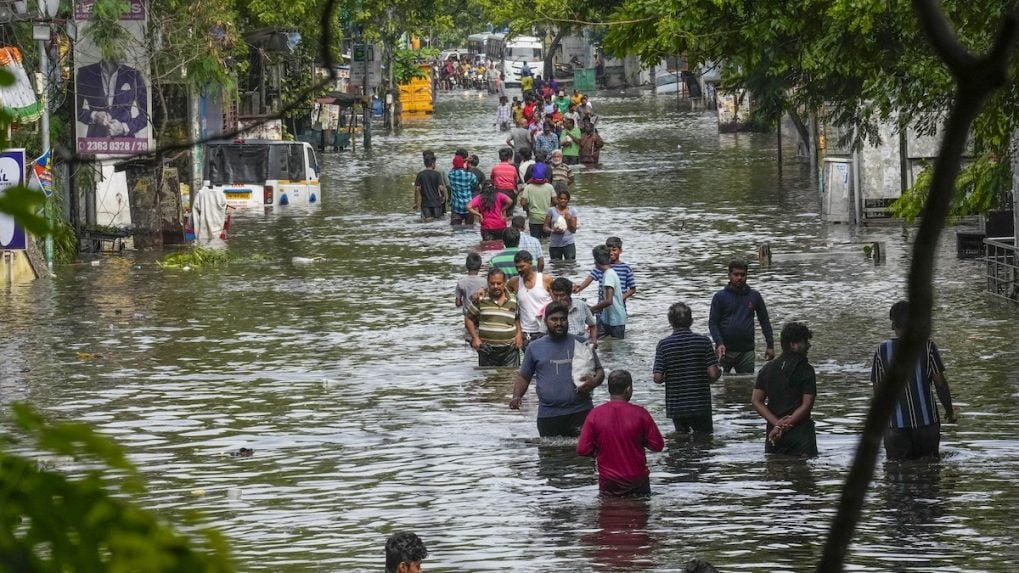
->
<box><xmin>2</xmin><ymin>90</ymin><xmax>1019</xmax><ymax>572</ymax></box>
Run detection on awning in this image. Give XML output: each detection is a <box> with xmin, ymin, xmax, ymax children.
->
<box><xmin>316</xmin><ymin>91</ymin><xmax>360</xmax><ymax>107</ymax></box>
<box><xmin>0</xmin><ymin>47</ymin><xmax>42</xmax><ymax>123</ymax></box>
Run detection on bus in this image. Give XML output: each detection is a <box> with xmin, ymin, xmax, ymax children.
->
<box><xmin>467</xmin><ymin>32</ymin><xmax>492</xmax><ymax>61</ymax></box>
<box><xmin>485</xmin><ymin>33</ymin><xmax>506</xmax><ymax>66</ymax></box>
<box><xmin>501</xmin><ymin>35</ymin><xmax>544</xmax><ymax>87</ymax></box>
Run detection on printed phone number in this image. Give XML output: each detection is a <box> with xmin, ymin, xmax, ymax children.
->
<box><xmin>78</xmin><ymin>140</ymin><xmax>150</xmax><ymax>153</ymax></box>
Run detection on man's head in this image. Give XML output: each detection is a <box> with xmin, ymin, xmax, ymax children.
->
<box><xmin>486</xmin><ymin>269</ymin><xmax>507</xmax><ymax>298</ymax></box>
<box><xmin>517</xmin><ymin>117</ymin><xmax>528</xmax><ymax>128</ymax></box>
<box><xmin>543</xmin><ymin>300</ymin><xmax>571</xmax><ymax>338</ymax></box>
<box><xmin>385</xmin><ymin>532</ymin><xmax>428</xmax><ymax>573</ymax></box>
<box><xmin>607</xmin><ymin>369</ymin><xmax>634</xmax><ymax>400</ymax></box>
<box><xmin>511</xmin><ymin>215</ymin><xmax>527</xmax><ymax>231</ymax></box>
<box><xmin>565</xmin><ymin>117</ymin><xmax>575</xmax><ymax>129</ymax></box>
<box><xmin>889</xmin><ymin>300</ymin><xmax>909</xmax><ymax>332</ymax></box>
<box><xmin>550</xmin><ymin>277</ymin><xmax>573</xmax><ymax>304</ymax></box>
<box><xmin>534</xmin><ymin>149</ymin><xmax>548</xmax><ymax>163</ymax></box>
<box><xmin>727</xmin><ymin>260</ymin><xmax>749</xmax><ymax>288</ymax></box>
<box><xmin>468</xmin><ymin>154</ymin><xmax>480</xmax><ymax>167</ymax></box>
<box><xmin>780</xmin><ymin>322</ymin><xmax>813</xmax><ymax>354</ymax></box>
<box><xmin>502</xmin><ymin>226</ymin><xmax>520</xmax><ymax>248</ymax></box>
<box><xmin>455</xmin><ymin>148</ymin><xmax>469</xmax><ymax>159</ymax></box>
<box><xmin>593</xmin><ymin>244</ymin><xmax>611</xmax><ymax>267</ymax></box>
<box><xmin>551</xmin><ymin>149</ymin><xmax>564</xmax><ymax>165</ymax></box>
<box><xmin>422</xmin><ymin>150</ymin><xmax>436</xmax><ymax>168</ymax></box>
<box><xmin>498</xmin><ymin>147</ymin><xmax>513</xmax><ymax>162</ymax></box>
<box><xmin>513</xmin><ymin>249</ymin><xmax>534</xmax><ymax>277</ymax></box>
<box><xmin>518</xmin><ymin>147</ymin><xmax>532</xmax><ymax>162</ymax></box>
<box><xmin>667</xmin><ymin>302</ymin><xmax>693</xmax><ymax>329</ymax></box>
<box><xmin>542</xmin><ymin>122</ymin><xmax>552</xmax><ymax>133</ymax></box>
<box><xmin>465</xmin><ymin>252</ymin><xmax>482</xmax><ymax>272</ymax></box>
<box><xmin>605</xmin><ymin>236</ymin><xmax>623</xmax><ymax>262</ymax></box>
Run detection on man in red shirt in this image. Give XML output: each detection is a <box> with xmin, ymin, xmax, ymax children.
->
<box><xmin>577</xmin><ymin>370</ymin><xmax>664</xmax><ymax>496</ymax></box>
<box><xmin>490</xmin><ymin>147</ymin><xmax>521</xmax><ymax>205</ymax></box>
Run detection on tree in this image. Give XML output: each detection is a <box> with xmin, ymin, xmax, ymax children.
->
<box><xmin>601</xmin><ymin>0</ymin><xmax>1019</xmax><ymax>218</ymax></box>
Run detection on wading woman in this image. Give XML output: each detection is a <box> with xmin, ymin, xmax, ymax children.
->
<box><xmin>468</xmin><ymin>182</ymin><xmax>514</xmax><ymax>241</ymax></box>
<box><xmin>543</xmin><ymin>189</ymin><xmax>579</xmax><ymax>260</ymax></box>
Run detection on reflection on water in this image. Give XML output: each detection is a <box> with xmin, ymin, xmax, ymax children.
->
<box><xmin>2</xmin><ymin>91</ymin><xmax>1019</xmax><ymax>571</ymax></box>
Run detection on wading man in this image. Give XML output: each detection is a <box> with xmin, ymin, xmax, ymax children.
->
<box><xmin>708</xmin><ymin>260</ymin><xmax>775</xmax><ymax>374</ymax></box>
<box><xmin>466</xmin><ymin>269</ymin><xmax>523</xmax><ymax>367</ymax></box>
<box><xmin>751</xmin><ymin>322</ymin><xmax>818</xmax><ymax>457</ymax></box>
<box><xmin>871</xmin><ymin>300</ymin><xmax>958</xmax><ymax>460</ymax></box>
<box><xmin>385</xmin><ymin>531</ymin><xmax>428</xmax><ymax>573</ymax></box>
<box><xmin>653</xmin><ymin>303</ymin><xmax>721</xmax><ymax>435</ymax></box>
<box><xmin>507</xmin><ymin>250</ymin><xmax>553</xmax><ymax>346</ymax></box>
<box><xmin>509</xmin><ymin>301</ymin><xmax>605</xmax><ymax>437</ymax></box>
<box><xmin>577</xmin><ymin>369</ymin><xmax>664</xmax><ymax>496</ymax></box>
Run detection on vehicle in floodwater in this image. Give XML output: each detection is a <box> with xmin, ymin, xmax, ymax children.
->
<box><xmin>203</xmin><ymin>140</ymin><xmax>321</xmax><ymax>208</ymax></box>
<box><xmin>501</xmin><ymin>35</ymin><xmax>544</xmax><ymax>87</ymax></box>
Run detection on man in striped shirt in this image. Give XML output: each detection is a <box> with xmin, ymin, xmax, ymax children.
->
<box><xmin>871</xmin><ymin>300</ymin><xmax>958</xmax><ymax>460</ymax></box>
<box><xmin>465</xmin><ymin>269</ymin><xmax>523</xmax><ymax>367</ymax></box>
<box><xmin>653</xmin><ymin>302</ymin><xmax>721</xmax><ymax>434</ymax></box>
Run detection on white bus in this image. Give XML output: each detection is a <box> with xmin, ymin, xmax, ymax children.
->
<box><xmin>485</xmin><ymin>33</ymin><xmax>506</xmax><ymax>65</ymax></box>
<box><xmin>467</xmin><ymin>32</ymin><xmax>492</xmax><ymax>61</ymax></box>
<box><xmin>501</xmin><ymin>35</ymin><xmax>544</xmax><ymax>87</ymax></box>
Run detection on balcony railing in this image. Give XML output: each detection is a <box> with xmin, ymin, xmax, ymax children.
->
<box><xmin>984</xmin><ymin>237</ymin><xmax>1019</xmax><ymax>302</ymax></box>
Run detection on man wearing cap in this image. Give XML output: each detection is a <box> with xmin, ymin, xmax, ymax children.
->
<box><xmin>554</xmin><ymin>90</ymin><xmax>571</xmax><ymax>114</ymax></box>
<box><xmin>448</xmin><ymin>155</ymin><xmax>478</xmax><ymax>225</ymax></box>
<box><xmin>518</xmin><ymin>162</ymin><xmax>556</xmax><ymax>239</ymax></box>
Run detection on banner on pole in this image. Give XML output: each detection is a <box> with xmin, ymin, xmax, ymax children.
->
<box><xmin>0</xmin><ymin>149</ymin><xmax>27</xmax><ymax>250</ymax></box>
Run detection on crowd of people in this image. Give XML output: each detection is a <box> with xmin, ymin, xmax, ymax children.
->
<box><xmin>413</xmin><ymin>95</ymin><xmax>958</xmax><ymax>503</ymax></box>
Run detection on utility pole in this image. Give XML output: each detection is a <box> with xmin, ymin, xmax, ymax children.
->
<box><xmin>34</xmin><ymin>0</ymin><xmax>59</xmax><ymax>269</ymax></box>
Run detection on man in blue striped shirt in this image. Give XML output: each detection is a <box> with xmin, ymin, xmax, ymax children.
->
<box><xmin>871</xmin><ymin>300</ymin><xmax>958</xmax><ymax>460</ymax></box>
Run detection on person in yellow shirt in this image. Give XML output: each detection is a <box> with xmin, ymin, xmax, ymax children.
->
<box><xmin>571</xmin><ymin>90</ymin><xmax>584</xmax><ymax>106</ymax></box>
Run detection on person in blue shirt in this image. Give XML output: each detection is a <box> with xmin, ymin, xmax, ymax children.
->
<box><xmin>708</xmin><ymin>260</ymin><xmax>774</xmax><ymax>374</ymax></box>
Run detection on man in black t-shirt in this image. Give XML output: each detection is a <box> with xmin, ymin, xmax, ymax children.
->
<box><xmin>413</xmin><ymin>151</ymin><xmax>446</xmax><ymax>221</ymax></box>
<box><xmin>751</xmin><ymin>322</ymin><xmax>818</xmax><ymax>457</ymax></box>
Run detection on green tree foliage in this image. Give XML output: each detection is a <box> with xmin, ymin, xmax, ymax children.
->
<box><xmin>0</xmin><ymin>404</ymin><xmax>234</xmax><ymax>571</ymax></box>
<box><xmin>602</xmin><ymin>0</ymin><xmax>1019</xmax><ymax>217</ymax></box>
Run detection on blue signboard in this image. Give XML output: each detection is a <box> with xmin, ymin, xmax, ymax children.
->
<box><xmin>0</xmin><ymin>149</ymin><xmax>27</xmax><ymax>250</ymax></box>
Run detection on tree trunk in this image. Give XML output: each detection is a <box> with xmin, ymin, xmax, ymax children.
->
<box><xmin>545</xmin><ymin>28</ymin><xmax>568</xmax><ymax>82</ymax></box>
<box><xmin>786</xmin><ymin>106</ymin><xmax>811</xmax><ymax>161</ymax></box>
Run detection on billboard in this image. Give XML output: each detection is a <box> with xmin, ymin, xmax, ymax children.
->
<box><xmin>0</xmin><ymin>149</ymin><xmax>27</xmax><ymax>250</ymax></box>
<box><xmin>74</xmin><ymin>0</ymin><xmax>152</xmax><ymax>156</ymax></box>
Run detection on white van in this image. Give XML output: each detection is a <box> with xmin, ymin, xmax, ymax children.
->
<box><xmin>204</xmin><ymin>140</ymin><xmax>321</xmax><ymax>208</ymax></box>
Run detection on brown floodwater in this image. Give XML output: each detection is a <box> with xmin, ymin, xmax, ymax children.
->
<box><xmin>2</xmin><ymin>90</ymin><xmax>1019</xmax><ymax>572</ymax></box>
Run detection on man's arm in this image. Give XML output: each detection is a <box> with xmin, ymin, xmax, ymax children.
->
<box><xmin>465</xmin><ymin>314</ymin><xmax>482</xmax><ymax>349</ymax></box>
<box><xmin>623</xmin><ymin>287</ymin><xmax>636</xmax><ymax>301</ymax></box>
<box><xmin>536</xmin><ymin>256</ymin><xmax>545</xmax><ymax>273</ymax></box>
<box><xmin>509</xmin><ymin>372</ymin><xmax>531</xmax><ymax>409</ymax></box>
<box><xmin>645</xmin><ymin>412</ymin><xmax>665</xmax><ymax>452</ymax></box>
<box><xmin>413</xmin><ymin>185</ymin><xmax>422</xmax><ymax>210</ymax></box>
<box><xmin>933</xmin><ymin>372</ymin><xmax>957</xmax><ymax>423</ymax></box>
<box><xmin>707</xmin><ymin>364</ymin><xmax>721</xmax><ymax>381</ymax></box>
<box><xmin>751</xmin><ymin>388</ymin><xmax>779</xmax><ymax>426</ymax></box>
<box><xmin>589</xmin><ymin>285</ymin><xmax>614</xmax><ymax>313</ymax></box>
<box><xmin>755</xmin><ymin>292</ymin><xmax>775</xmax><ymax>359</ymax></box>
<box><xmin>576</xmin><ymin>417</ymin><xmax>596</xmax><ymax>457</ymax></box>
<box><xmin>506</xmin><ymin>276</ymin><xmax>520</xmax><ymax>293</ymax></box>
<box><xmin>573</xmin><ymin>275</ymin><xmax>594</xmax><ymax>293</ymax></box>
<box><xmin>707</xmin><ymin>293</ymin><xmax>726</xmax><ymax>358</ymax></box>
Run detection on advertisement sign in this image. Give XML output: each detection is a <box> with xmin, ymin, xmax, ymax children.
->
<box><xmin>74</xmin><ymin>0</ymin><xmax>151</xmax><ymax>156</ymax></box>
<box><xmin>0</xmin><ymin>149</ymin><xmax>27</xmax><ymax>250</ymax></box>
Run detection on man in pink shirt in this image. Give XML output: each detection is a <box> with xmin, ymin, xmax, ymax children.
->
<box><xmin>577</xmin><ymin>370</ymin><xmax>664</xmax><ymax>496</ymax></box>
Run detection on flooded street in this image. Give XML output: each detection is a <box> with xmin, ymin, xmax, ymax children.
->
<box><xmin>3</xmin><ymin>91</ymin><xmax>1019</xmax><ymax>572</ymax></box>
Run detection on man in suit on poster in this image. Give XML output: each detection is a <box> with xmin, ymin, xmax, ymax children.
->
<box><xmin>76</xmin><ymin>59</ymin><xmax>148</xmax><ymax>138</ymax></box>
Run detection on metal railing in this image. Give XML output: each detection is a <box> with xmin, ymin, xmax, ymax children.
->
<box><xmin>984</xmin><ymin>237</ymin><xmax>1019</xmax><ymax>302</ymax></box>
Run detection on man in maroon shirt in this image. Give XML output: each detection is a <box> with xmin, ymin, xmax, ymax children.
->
<box><xmin>577</xmin><ymin>370</ymin><xmax>664</xmax><ymax>496</ymax></box>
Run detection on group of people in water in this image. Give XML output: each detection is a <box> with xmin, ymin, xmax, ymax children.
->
<box><xmin>413</xmin><ymin>95</ymin><xmax>958</xmax><ymax>503</ymax></box>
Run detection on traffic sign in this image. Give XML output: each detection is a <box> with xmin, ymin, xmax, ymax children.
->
<box><xmin>350</xmin><ymin>42</ymin><xmax>382</xmax><ymax>88</ymax></box>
